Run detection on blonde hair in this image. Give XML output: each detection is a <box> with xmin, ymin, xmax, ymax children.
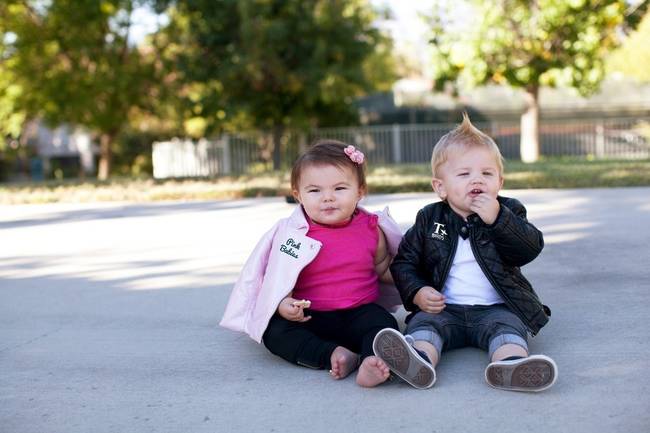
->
<box><xmin>430</xmin><ymin>113</ymin><xmax>504</xmax><ymax>178</ymax></box>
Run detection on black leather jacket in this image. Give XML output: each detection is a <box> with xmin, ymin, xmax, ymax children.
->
<box><xmin>390</xmin><ymin>196</ymin><xmax>550</xmax><ymax>335</ymax></box>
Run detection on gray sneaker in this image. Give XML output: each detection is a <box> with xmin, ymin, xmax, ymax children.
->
<box><xmin>372</xmin><ymin>328</ymin><xmax>436</xmax><ymax>389</ymax></box>
<box><xmin>485</xmin><ymin>354</ymin><xmax>558</xmax><ymax>392</ymax></box>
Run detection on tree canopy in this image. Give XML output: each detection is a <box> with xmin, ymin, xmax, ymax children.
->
<box><xmin>428</xmin><ymin>0</ymin><xmax>647</xmax><ymax>162</ymax></box>
<box><xmin>607</xmin><ymin>8</ymin><xmax>650</xmax><ymax>82</ymax></box>
<box><xmin>0</xmin><ymin>61</ymin><xmax>24</xmax><ymax>143</ymax></box>
<box><xmin>1</xmin><ymin>0</ymin><xmax>396</xmax><ymax>176</ymax></box>
<box><xmin>158</xmin><ymin>0</ymin><xmax>390</xmax><ymax>168</ymax></box>
<box><xmin>1</xmin><ymin>0</ymin><xmax>158</xmax><ymax>178</ymax></box>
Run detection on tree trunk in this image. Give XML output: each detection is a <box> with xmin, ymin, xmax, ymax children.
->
<box><xmin>520</xmin><ymin>85</ymin><xmax>540</xmax><ymax>163</ymax></box>
<box><xmin>272</xmin><ymin>124</ymin><xmax>284</xmax><ymax>171</ymax></box>
<box><xmin>97</xmin><ymin>132</ymin><xmax>114</xmax><ymax>180</ymax></box>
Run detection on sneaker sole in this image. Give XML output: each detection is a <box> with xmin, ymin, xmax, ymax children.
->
<box><xmin>372</xmin><ymin>328</ymin><xmax>436</xmax><ymax>389</ymax></box>
<box><xmin>485</xmin><ymin>355</ymin><xmax>558</xmax><ymax>392</ymax></box>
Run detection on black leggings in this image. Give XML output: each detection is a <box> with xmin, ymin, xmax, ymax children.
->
<box><xmin>262</xmin><ymin>303</ymin><xmax>398</xmax><ymax>370</ymax></box>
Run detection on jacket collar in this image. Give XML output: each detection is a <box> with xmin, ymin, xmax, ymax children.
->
<box><xmin>442</xmin><ymin>202</ymin><xmax>467</xmax><ymax>232</ymax></box>
<box><xmin>442</xmin><ymin>196</ymin><xmax>507</xmax><ymax>237</ymax></box>
<box><xmin>288</xmin><ymin>205</ymin><xmax>310</xmax><ymax>230</ymax></box>
<box><xmin>441</xmin><ymin>201</ymin><xmax>483</xmax><ymax>240</ymax></box>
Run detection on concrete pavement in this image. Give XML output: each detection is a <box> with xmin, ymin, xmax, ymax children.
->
<box><xmin>1</xmin><ymin>188</ymin><xmax>649</xmax><ymax>433</ymax></box>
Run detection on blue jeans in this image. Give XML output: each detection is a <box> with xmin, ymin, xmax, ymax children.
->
<box><xmin>405</xmin><ymin>303</ymin><xmax>529</xmax><ymax>361</ymax></box>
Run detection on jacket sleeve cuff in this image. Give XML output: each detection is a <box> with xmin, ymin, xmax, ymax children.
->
<box><xmin>486</xmin><ymin>203</ymin><xmax>506</xmax><ymax>229</ymax></box>
<box><xmin>404</xmin><ymin>283</ymin><xmax>425</xmax><ymax>311</ymax></box>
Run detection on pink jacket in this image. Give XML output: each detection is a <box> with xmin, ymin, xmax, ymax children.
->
<box><xmin>220</xmin><ymin>205</ymin><xmax>403</xmax><ymax>343</ymax></box>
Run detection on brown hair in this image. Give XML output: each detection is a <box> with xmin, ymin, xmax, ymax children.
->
<box><xmin>431</xmin><ymin>113</ymin><xmax>504</xmax><ymax>178</ymax></box>
<box><xmin>290</xmin><ymin>139</ymin><xmax>367</xmax><ymax>192</ymax></box>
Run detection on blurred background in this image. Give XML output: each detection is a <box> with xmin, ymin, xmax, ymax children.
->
<box><xmin>1</xmin><ymin>0</ymin><xmax>649</xmax><ymax>184</ymax></box>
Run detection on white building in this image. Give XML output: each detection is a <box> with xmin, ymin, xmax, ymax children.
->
<box><xmin>22</xmin><ymin>120</ymin><xmax>98</xmax><ymax>178</ymax></box>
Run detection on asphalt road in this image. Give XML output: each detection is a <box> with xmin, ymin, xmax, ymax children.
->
<box><xmin>1</xmin><ymin>188</ymin><xmax>649</xmax><ymax>433</ymax></box>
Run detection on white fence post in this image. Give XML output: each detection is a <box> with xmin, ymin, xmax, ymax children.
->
<box><xmin>222</xmin><ymin>134</ymin><xmax>231</xmax><ymax>174</ymax></box>
<box><xmin>392</xmin><ymin>124</ymin><xmax>401</xmax><ymax>164</ymax></box>
<box><xmin>596</xmin><ymin>121</ymin><xmax>605</xmax><ymax>159</ymax></box>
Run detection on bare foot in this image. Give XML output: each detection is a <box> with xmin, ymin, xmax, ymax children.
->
<box><xmin>329</xmin><ymin>346</ymin><xmax>360</xmax><ymax>380</ymax></box>
<box><xmin>356</xmin><ymin>356</ymin><xmax>391</xmax><ymax>387</ymax></box>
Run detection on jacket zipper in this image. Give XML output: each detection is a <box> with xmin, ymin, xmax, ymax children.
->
<box><xmin>440</xmin><ymin>233</ymin><xmax>457</xmax><ymax>290</ymax></box>
<box><xmin>468</xmin><ymin>224</ymin><xmax>535</xmax><ymax>332</ymax></box>
<box><xmin>413</xmin><ymin>225</ymin><xmax>456</xmax><ymax>310</ymax></box>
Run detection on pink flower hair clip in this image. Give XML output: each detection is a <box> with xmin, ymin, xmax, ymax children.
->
<box><xmin>344</xmin><ymin>145</ymin><xmax>365</xmax><ymax>164</ymax></box>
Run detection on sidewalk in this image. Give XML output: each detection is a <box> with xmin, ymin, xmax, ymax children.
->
<box><xmin>1</xmin><ymin>188</ymin><xmax>649</xmax><ymax>433</ymax></box>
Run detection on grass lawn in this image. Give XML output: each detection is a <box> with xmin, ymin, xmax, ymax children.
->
<box><xmin>1</xmin><ymin>158</ymin><xmax>649</xmax><ymax>204</ymax></box>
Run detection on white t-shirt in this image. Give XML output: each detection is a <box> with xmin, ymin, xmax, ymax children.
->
<box><xmin>442</xmin><ymin>236</ymin><xmax>503</xmax><ymax>305</ymax></box>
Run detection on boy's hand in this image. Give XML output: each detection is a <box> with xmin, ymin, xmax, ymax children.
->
<box><xmin>470</xmin><ymin>193</ymin><xmax>500</xmax><ymax>225</ymax></box>
<box><xmin>413</xmin><ymin>286</ymin><xmax>446</xmax><ymax>313</ymax></box>
<box><xmin>277</xmin><ymin>297</ymin><xmax>312</xmax><ymax>322</ymax></box>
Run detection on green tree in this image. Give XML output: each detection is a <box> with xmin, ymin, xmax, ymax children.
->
<box><xmin>607</xmin><ymin>9</ymin><xmax>650</xmax><ymax>82</ymax></box>
<box><xmin>0</xmin><ymin>0</ymin><xmax>157</xmax><ymax>179</ymax></box>
<box><xmin>0</xmin><ymin>70</ymin><xmax>25</xmax><ymax>144</ymax></box>
<box><xmin>429</xmin><ymin>0</ymin><xmax>647</xmax><ymax>162</ymax></box>
<box><xmin>163</xmin><ymin>0</ymin><xmax>387</xmax><ymax>169</ymax></box>
<box><xmin>0</xmin><ymin>16</ymin><xmax>25</xmax><ymax>143</ymax></box>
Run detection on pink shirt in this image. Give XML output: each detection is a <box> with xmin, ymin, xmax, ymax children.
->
<box><xmin>293</xmin><ymin>210</ymin><xmax>379</xmax><ymax>311</ymax></box>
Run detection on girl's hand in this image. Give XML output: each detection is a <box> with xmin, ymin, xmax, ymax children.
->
<box><xmin>277</xmin><ymin>297</ymin><xmax>312</xmax><ymax>322</ymax></box>
<box><xmin>413</xmin><ymin>286</ymin><xmax>446</xmax><ymax>314</ymax></box>
<box><xmin>470</xmin><ymin>193</ymin><xmax>500</xmax><ymax>225</ymax></box>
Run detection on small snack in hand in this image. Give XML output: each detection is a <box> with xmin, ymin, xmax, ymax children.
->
<box><xmin>292</xmin><ymin>299</ymin><xmax>311</xmax><ymax>309</ymax></box>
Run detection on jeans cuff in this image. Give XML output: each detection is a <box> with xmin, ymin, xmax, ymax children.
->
<box><xmin>488</xmin><ymin>333</ymin><xmax>528</xmax><ymax>361</ymax></box>
<box><xmin>408</xmin><ymin>329</ymin><xmax>443</xmax><ymax>357</ymax></box>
